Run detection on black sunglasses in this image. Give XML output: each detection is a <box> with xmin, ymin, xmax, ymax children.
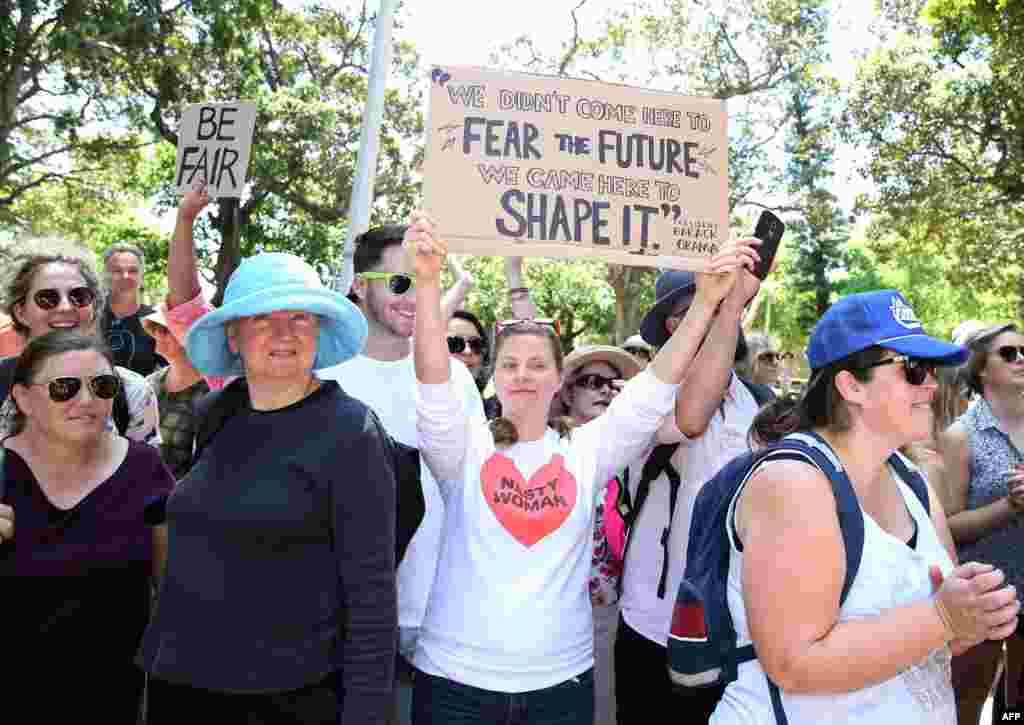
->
<box><xmin>996</xmin><ymin>345</ymin><xmax>1024</xmax><ymax>364</ymax></box>
<box><xmin>447</xmin><ymin>335</ymin><xmax>486</xmax><ymax>355</ymax></box>
<box><xmin>30</xmin><ymin>286</ymin><xmax>96</xmax><ymax>310</ymax></box>
<box><xmin>857</xmin><ymin>355</ymin><xmax>937</xmax><ymax>386</ymax></box>
<box><xmin>574</xmin><ymin>373</ymin><xmax>618</xmax><ymax>392</ymax></box>
<box><xmin>624</xmin><ymin>347</ymin><xmax>652</xmax><ymax>361</ymax></box>
<box><xmin>360</xmin><ymin>272</ymin><xmax>415</xmax><ymax>295</ymax></box>
<box><xmin>28</xmin><ymin>374</ymin><xmax>120</xmax><ymax>403</ymax></box>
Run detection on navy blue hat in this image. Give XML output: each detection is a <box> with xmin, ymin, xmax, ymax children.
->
<box><xmin>640</xmin><ymin>270</ymin><xmax>697</xmax><ymax>348</ymax></box>
<box><xmin>806</xmin><ymin>290</ymin><xmax>967</xmax><ymax>371</ymax></box>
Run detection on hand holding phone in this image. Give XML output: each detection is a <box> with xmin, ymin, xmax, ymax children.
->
<box><xmin>752</xmin><ymin>211</ymin><xmax>785</xmax><ymax>280</ymax></box>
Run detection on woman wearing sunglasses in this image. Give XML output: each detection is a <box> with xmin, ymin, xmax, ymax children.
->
<box><xmin>406</xmin><ymin>213</ymin><xmax>755</xmax><ymax>725</ymax></box>
<box><xmin>737</xmin><ymin>332</ymin><xmax>789</xmax><ymax>394</ymax></box>
<box><xmin>1</xmin><ymin>331</ymin><xmax>175</xmax><ymax>723</ymax></box>
<box><xmin>940</xmin><ymin>323</ymin><xmax>1024</xmax><ymax>725</ymax></box>
<box><xmin>553</xmin><ymin>345</ymin><xmax>642</xmax><ymax>725</ymax></box>
<box><xmin>711</xmin><ymin>291</ymin><xmax>1018</xmax><ymax>725</ymax></box>
<box><xmin>0</xmin><ymin>245</ymin><xmax>159</xmax><ymax>444</ymax></box>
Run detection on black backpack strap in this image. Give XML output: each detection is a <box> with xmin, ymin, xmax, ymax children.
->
<box><xmin>385</xmin><ymin>433</ymin><xmax>425</xmax><ymax>566</ymax></box>
<box><xmin>0</xmin><ymin>445</ymin><xmax>6</xmax><ymax>501</ymax></box>
<box><xmin>112</xmin><ymin>377</ymin><xmax>131</xmax><ymax>436</ymax></box>
<box><xmin>617</xmin><ymin>442</ymin><xmax>681</xmax><ymax>598</ymax></box>
<box><xmin>887</xmin><ymin>452</ymin><xmax>931</xmax><ymax>515</ymax></box>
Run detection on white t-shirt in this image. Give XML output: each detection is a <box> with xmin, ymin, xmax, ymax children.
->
<box><xmin>413</xmin><ymin>369</ymin><xmax>677</xmax><ymax>692</ymax></box>
<box><xmin>620</xmin><ymin>373</ymin><xmax>758</xmax><ymax>646</ymax></box>
<box><xmin>318</xmin><ymin>354</ymin><xmax>485</xmax><ymax>640</ymax></box>
<box><xmin>712</xmin><ymin>459</ymin><xmax>956</xmax><ymax>725</ymax></box>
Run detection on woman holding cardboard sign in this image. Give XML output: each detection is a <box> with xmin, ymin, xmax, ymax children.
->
<box><xmin>407</xmin><ymin>211</ymin><xmax>758</xmax><ymax>724</ymax></box>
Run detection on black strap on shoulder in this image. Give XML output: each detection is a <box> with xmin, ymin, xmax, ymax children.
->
<box><xmin>617</xmin><ymin>442</ymin><xmax>681</xmax><ymax>599</ymax></box>
<box><xmin>112</xmin><ymin>374</ymin><xmax>131</xmax><ymax>436</ymax></box>
<box><xmin>887</xmin><ymin>453</ymin><xmax>931</xmax><ymax>514</ymax></box>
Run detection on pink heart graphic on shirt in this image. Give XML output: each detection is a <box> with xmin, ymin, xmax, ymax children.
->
<box><xmin>480</xmin><ymin>452</ymin><xmax>578</xmax><ymax>547</ymax></box>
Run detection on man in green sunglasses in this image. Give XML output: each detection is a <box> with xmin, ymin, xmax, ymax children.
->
<box><xmin>320</xmin><ymin>224</ymin><xmax>486</xmax><ymax>725</ymax></box>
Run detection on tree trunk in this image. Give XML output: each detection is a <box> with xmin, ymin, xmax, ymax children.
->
<box><xmin>212</xmin><ymin>198</ymin><xmax>242</xmax><ymax>306</ymax></box>
<box><xmin>609</xmin><ymin>265</ymin><xmax>656</xmax><ymax>345</ymax></box>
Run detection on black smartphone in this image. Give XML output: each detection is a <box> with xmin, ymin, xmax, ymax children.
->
<box><xmin>752</xmin><ymin>210</ymin><xmax>785</xmax><ymax>280</ymax></box>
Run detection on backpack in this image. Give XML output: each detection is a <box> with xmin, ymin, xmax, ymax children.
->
<box><xmin>191</xmin><ymin>378</ymin><xmax>426</xmax><ymax>566</ymax></box>
<box><xmin>0</xmin><ymin>356</ymin><xmax>131</xmax><ymax>436</ymax></box>
<box><xmin>666</xmin><ymin>431</ymin><xmax>931</xmax><ymax>724</ymax></box>
<box><xmin>612</xmin><ymin>375</ymin><xmax>772</xmax><ymax>598</ymax></box>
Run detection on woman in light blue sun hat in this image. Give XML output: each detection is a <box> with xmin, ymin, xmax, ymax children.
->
<box><xmin>138</xmin><ymin>252</ymin><xmax>399</xmax><ymax>724</ymax></box>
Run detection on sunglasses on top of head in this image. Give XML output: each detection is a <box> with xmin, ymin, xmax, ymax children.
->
<box><xmin>28</xmin><ymin>374</ymin><xmax>120</xmax><ymax>403</ymax></box>
<box><xmin>447</xmin><ymin>335</ymin><xmax>487</xmax><ymax>355</ymax></box>
<box><xmin>494</xmin><ymin>318</ymin><xmax>562</xmax><ymax>336</ymax></box>
<box><xmin>574</xmin><ymin>373</ymin><xmax>618</xmax><ymax>392</ymax></box>
<box><xmin>856</xmin><ymin>354</ymin><xmax>937</xmax><ymax>386</ymax></box>
<box><xmin>996</xmin><ymin>345</ymin><xmax>1024</xmax><ymax>364</ymax></box>
<box><xmin>28</xmin><ymin>286</ymin><xmax>96</xmax><ymax>310</ymax></box>
<box><xmin>360</xmin><ymin>272</ymin><xmax>416</xmax><ymax>295</ymax></box>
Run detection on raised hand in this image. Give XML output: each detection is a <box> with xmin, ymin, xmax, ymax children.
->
<box><xmin>404</xmin><ymin>211</ymin><xmax>447</xmax><ymax>284</ymax></box>
<box><xmin>179</xmin><ymin>178</ymin><xmax>211</xmax><ymax>221</ymax></box>
<box><xmin>695</xmin><ymin>236</ymin><xmax>761</xmax><ymax>308</ymax></box>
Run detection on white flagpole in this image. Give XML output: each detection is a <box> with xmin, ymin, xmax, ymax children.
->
<box><xmin>336</xmin><ymin>0</ymin><xmax>398</xmax><ymax>294</ymax></box>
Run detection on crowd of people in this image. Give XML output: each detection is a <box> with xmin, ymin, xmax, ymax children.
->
<box><xmin>2</xmin><ymin>187</ymin><xmax>1023</xmax><ymax>725</ymax></box>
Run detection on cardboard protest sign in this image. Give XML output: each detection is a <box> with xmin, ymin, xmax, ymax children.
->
<box><xmin>175</xmin><ymin>101</ymin><xmax>257</xmax><ymax>198</ymax></box>
<box><xmin>421</xmin><ymin>66</ymin><xmax>728</xmax><ymax>270</ymax></box>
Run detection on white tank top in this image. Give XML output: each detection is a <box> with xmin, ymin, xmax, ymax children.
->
<box><xmin>711</xmin><ymin>460</ymin><xmax>956</xmax><ymax>725</ymax></box>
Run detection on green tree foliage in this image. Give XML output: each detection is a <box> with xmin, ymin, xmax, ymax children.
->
<box><xmin>845</xmin><ymin>0</ymin><xmax>1024</xmax><ymax>315</ymax></box>
<box><xmin>783</xmin><ymin>71</ymin><xmax>851</xmax><ymax>331</ymax></box>
<box><xmin>0</xmin><ymin>0</ymin><xmax>184</xmax><ymax>216</ymax></box>
<box><xmin>453</xmin><ymin>256</ymin><xmax>621</xmax><ymax>351</ymax></box>
<box><xmin>490</xmin><ymin>0</ymin><xmax>831</xmax><ymax>342</ymax></box>
<box><xmin>102</xmin><ymin>0</ymin><xmax>425</xmax><ymax>301</ymax></box>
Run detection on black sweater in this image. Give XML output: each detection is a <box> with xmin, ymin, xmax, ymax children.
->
<box><xmin>138</xmin><ymin>381</ymin><xmax>397</xmax><ymax>723</ymax></box>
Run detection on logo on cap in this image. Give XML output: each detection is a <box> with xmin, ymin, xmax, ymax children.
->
<box><xmin>889</xmin><ymin>296</ymin><xmax>922</xmax><ymax>330</ymax></box>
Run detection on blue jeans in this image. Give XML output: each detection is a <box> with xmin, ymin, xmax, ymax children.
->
<box><xmin>412</xmin><ymin>669</ymin><xmax>594</xmax><ymax>725</ymax></box>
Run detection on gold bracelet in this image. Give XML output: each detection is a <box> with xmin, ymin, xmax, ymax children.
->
<box><xmin>933</xmin><ymin>597</ymin><xmax>957</xmax><ymax>642</ymax></box>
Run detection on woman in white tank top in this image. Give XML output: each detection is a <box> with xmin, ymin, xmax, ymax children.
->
<box><xmin>714</xmin><ymin>290</ymin><xmax>1020</xmax><ymax>725</ymax></box>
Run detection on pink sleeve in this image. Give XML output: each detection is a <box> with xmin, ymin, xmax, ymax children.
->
<box><xmin>164</xmin><ymin>292</ymin><xmax>227</xmax><ymax>391</ymax></box>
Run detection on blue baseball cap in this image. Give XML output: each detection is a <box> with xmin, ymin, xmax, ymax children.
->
<box><xmin>806</xmin><ymin>290</ymin><xmax>967</xmax><ymax>371</ymax></box>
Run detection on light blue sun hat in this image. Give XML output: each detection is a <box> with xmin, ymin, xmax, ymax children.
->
<box><xmin>185</xmin><ymin>252</ymin><xmax>367</xmax><ymax>376</ymax></box>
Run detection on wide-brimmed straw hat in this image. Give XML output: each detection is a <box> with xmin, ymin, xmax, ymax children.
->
<box><xmin>185</xmin><ymin>252</ymin><xmax>367</xmax><ymax>376</ymax></box>
<box><xmin>562</xmin><ymin>345</ymin><xmax>643</xmax><ymax>384</ymax></box>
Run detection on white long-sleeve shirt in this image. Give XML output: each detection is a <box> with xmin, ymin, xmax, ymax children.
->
<box><xmin>413</xmin><ymin>369</ymin><xmax>677</xmax><ymax>692</ymax></box>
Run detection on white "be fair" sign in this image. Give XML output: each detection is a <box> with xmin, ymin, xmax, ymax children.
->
<box><xmin>174</xmin><ymin>101</ymin><xmax>257</xmax><ymax>198</ymax></box>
